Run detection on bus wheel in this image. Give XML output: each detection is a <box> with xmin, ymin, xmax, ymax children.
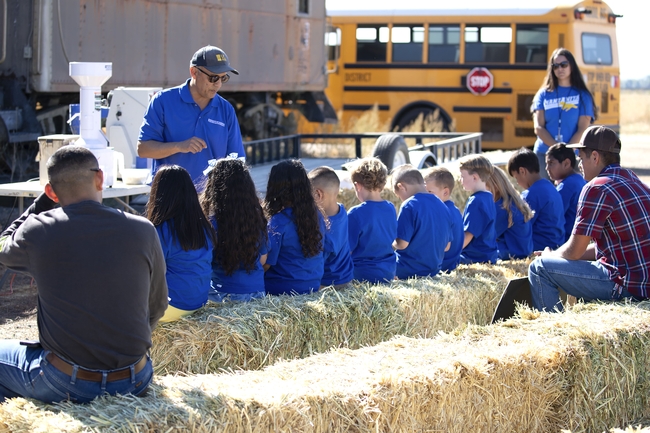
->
<box><xmin>394</xmin><ymin>107</ymin><xmax>451</xmax><ymax>132</ymax></box>
<box><xmin>372</xmin><ymin>134</ymin><xmax>410</xmax><ymax>170</ymax></box>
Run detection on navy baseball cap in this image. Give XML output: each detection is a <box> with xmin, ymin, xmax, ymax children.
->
<box><xmin>190</xmin><ymin>46</ymin><xmax>239</xmax><ymax>75</ymax></box>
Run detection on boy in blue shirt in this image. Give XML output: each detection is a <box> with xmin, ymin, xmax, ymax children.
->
<box><xmin>458</xmin><ymin>155</ymin><xmax>498</xmax><ymax>264</ymax></box>
<box><xmin>508</xmin><ymin>147</ymin><xmax>565</xmax><ymax>251</ymax></box>
<box><xmin>545</xmin><ymin>143</ymin><xmax>587</xmax><ymax>242</ymax></box>
<box><xmin>424</xmin><ymin>167</ymin><xmax>464</xmax><ymax>272</ymax></box>
<box><xmin>391</xmin><ymin>164</ymin><xmax>452</xmax><ymax>279</ymax></box>
<box><xmin>308</xmin><ymin>166</ymin><xmax>355</xmax><ymax>288</ymax></box>
<box><xmin>347</xmin><ymin>157</ymin><xmax>397</xmax><ymax>284</ymax></box>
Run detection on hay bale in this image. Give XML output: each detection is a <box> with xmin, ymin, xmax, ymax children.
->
<box><xmin>151</xmin><ymin>262</ymin><xmax>529</xmax><ymax>375</ymax></box>
<box><xmin>3</xmin><ymin>302</ymin><xmax>650</xmax><ymax>432</ymax></box>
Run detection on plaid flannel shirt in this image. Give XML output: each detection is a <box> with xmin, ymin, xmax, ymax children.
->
<box><xmin>573</xmin><ymin>164</ymin><xmax>650</xmax><ymax>298</ymax></box>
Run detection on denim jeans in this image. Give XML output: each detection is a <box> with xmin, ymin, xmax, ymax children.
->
<box><xmin>208</xmin><ymin>289</ymin><xmax>265</xmax><ymax>303</ymax></box>
<box><xmin>528</xmin><ymin>257</ymin><xmax>634</xmax><ymax>312</ymax></box>
<box><xmin>535</xmin><ymin>150</ymin><xmax>551</xmax><ymax>181</ymax></box>
<box><xmin>0</xmin><ymin>340</ymin><xmax>153</xmax><ymax>403</ymax></box>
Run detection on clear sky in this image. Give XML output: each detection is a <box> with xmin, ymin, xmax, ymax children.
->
<box><xmin>325</xmin><ymin>0</ymin><xmax>647</xmax><ymax>80</ymax></box>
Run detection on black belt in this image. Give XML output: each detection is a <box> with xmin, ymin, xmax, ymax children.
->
<box><xmin>45</xmin><ymin>353</ymin><xmax>147</xmax><ymax>382</ymax></box>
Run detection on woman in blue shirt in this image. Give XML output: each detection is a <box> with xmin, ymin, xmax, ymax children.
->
<box><xmin>532</xmin><ymin>48</ymin><xmax>595</xmax><ymax>180</ymax></box>
<box><xmin>146</xmin><ymin>165</ymin><xmax>216</xmax><ymax>321</ymax></box>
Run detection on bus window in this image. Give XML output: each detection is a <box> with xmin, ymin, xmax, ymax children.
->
<box><xmin>392</xmin><ymin>25</ymin><xmax>424</xmax><ymax>62</ymax></box>
<box><xmin>327</xmin><ymin>27</ymin><xmax>341</xmax><ymax>62</ymax></box>
<box><xmin>465</xmin><ymin>26</ymin><xmax>512</xmax><ymax>63</ymax></box>
<box><xmin>515</xmin><ymin>25</ymin><xmax>548</xmax><ymax>63</ymax></box>
<box><xmin>356</xmin><ymin>26</ymin><xmax>389</xmax><ymax>62</ymax></box>
<box><xmin>582</xmin><ymin>33</ymin><xmax>612</xmax><ymax>65</ymax></box>
<box><xmin>428</xmin><ymin>25</ymin><xmax>460</xmax><ymax>63</ymax></box>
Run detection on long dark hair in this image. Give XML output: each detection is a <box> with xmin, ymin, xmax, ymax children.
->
<box><xmin>200</xmin><ymin>159</ymin><xmax>267</xmax><ymax>275</ymax></box>
<box><xmin>146</xmin><ymin>165</ymin><xmax>216</xmax><ymax>251</ymax></box>
<box><xmin>539</xmin><ymin>47</ymin><xmax>597</xmax><ymax>118</ymax></box>
<box><xmin>264</xmin><ymin>159</ymin><xmax>323</xmax><ymax>258</ymax></box>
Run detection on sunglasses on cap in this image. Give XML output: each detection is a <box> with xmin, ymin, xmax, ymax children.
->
<box><xmin>551</xmin><ymin>61</ymin><xmax>570</xmax><ymax>70</ymax></box>
<box><xmin>195</xmin><ymin>67</ymin><xmax>230</xmax><ymax>84</ymax></box>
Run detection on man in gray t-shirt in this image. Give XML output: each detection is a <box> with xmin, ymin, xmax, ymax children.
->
<box><xmin>0</xmin><ymin>146</ymin><xmax>168</xmax><ymax>403</ymax></box>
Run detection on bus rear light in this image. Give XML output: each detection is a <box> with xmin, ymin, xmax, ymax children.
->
<box><xmin>574</xmin><ymin>8</ymin><xmax>591</xmax><ymax>20</ymax></box>
<box><xmin>611</xmin><ymin>75</ymin><xmax>619</xmax><ymax>88</ymax></box>
<box><xmin>607</xmin><ymin>14</ymin><xmax>622</xmax><ymax>24</ymax></box>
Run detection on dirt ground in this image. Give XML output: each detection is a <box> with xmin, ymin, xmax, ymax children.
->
<box><xmin>0</xmin><ymin>133</ymin><xmax>648</xmax><ymax>340</ymax></box>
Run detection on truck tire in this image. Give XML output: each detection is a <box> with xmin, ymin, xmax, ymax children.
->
<box><xmin>372</xmin><ymin>134</ymin><xmax>410</xmax><ymax>170</ymax></box>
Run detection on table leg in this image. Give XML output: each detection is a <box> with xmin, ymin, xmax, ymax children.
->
<box><xmin>18</xmin><ymin>197</ymin><xmax>24</xmax><ymax>214</ymax></box>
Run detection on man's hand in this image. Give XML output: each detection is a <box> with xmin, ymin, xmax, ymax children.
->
<box><xmin>178</xmin><ymin>137</ymin><xmax>207</xmax><ymax>154</ymax></box>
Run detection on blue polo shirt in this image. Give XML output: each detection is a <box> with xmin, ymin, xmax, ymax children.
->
<box><xmin>156</xmin><ymin>220</ymin><xmax>213</xmax><ymax>311</ymax></box>
<box><xmin>396</xmin><ymin>192</ymin><xmax>452</xmax><ymax>279</ymax></box>
<box><xmin>138</xmin><ymin>79</ymin><xmax>245</xmax><ymax>185</ymax></box>
<box><xmin>494</xmin><ymin>198</ymin><xmax>533</xmax><ymax>260</ymax></box>
<box><xmin>460</xmin><ymin>190</ymin><xmax>498</xmax><ymax>264</ymax></box>
<box><xmin>322</xmin><ymin>203</ymin><xmax>354</xmax><ymax>286</ymax></box>
<box><xmin>210</xmin><ymin>219</ymin><xmax>268</xmax><ymax>295</ymax></box>
<box><xmin>557</xmin><ymin>172</ymin><xmax>587</xmax><ymax>241</ymax></box>
<box><xmin>347</xmin><ymin>200</ymin><xmax>397</xmax><ymax>284</ymax></box>
<box><xmin>441</xmin><ymin>200</ymin><xmax>464</xmax><ymax>272</ymax></box>
<box><xmin>265</xmin><ymin>208</ymin><xmax>325</xmax><ymax>296</ymax></box>
<box><xmin>522</xmin><ymin>179</ymin><xmax>566</xmax><ymax>250</ymax></box>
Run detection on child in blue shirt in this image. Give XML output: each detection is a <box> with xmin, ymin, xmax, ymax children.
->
<box><xmin>458</xmin><ymin>155</ymin><xmax>498</xmax><ymax>264</ymax></box>
<box><xmin>146</xmin><ymin>165</ymin><xmax>216</xmax><ymax>322</ymax></box>
<box><xmin>391</xmin><ymin>164</ymin><xmax>452</xmax><ymax>279</ymax></box>
<box><xmin>200</xmin><ymin>158</ymin><xmax>268</xmax><ymax>303</ymax></box>
<box><xmin>308</xmin><ymin>166</ymin><xmax>354</xmax><ymax>288</ymax></box>
<box><xmin>508</xmin><ymin>147</ymin><xmax>565</xmax><ymax>251</ymax></box>
<box><xmin>263</xmin><ymin>160</ymin><xmax>325</xmax><ymax>295</ymax></box>
<box><xmin>423</xmin><ymin>167</ymin><xmax>463</xmax><ymax>272</ymax></box>
<box><xmin>486</xmin><ymin>166</ymin><xmax>534</xmax><ymax>260</ymax></box>
<box><xmin>347</xmin><ymin>157</ymin><xmax>397</xmax><ymax>284</ymax></box>
<box><xmin>545</xmin><ymin>143</ymin><xmax>587</xmax><ymax>242</ymax></box>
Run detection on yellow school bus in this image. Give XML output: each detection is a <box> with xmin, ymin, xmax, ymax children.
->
<box><xmin>324</xmin><ymin>0</ymin><xmax>621</xmax><ymax>150</ymax></box>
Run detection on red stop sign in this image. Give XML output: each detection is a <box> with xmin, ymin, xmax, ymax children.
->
<box><xmin>466</xmin><ymin>67</ymin><xmax>494</xmax><ymax>96</ymax></box>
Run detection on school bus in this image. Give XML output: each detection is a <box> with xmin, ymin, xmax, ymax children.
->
<box><xmin>324</xmin><ymin>0</ymin><xmax>621</xmax><ymax>150</ymax></box>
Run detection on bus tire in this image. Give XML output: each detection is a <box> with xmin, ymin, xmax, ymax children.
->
<box><xmin>372</xmin><ymin>134</ymin><xmax>410</xmax><ymax>170</ymax></box>
<box><xmin>393</xmin><ymin>105</ymin><xmax>452</xmax><ymax>132</ymax></box>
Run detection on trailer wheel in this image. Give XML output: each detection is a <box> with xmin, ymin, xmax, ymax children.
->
<box><xmin>372</xmin><ymin>134</ymin><xmax>410</xmax><ymax>170</ymax></box>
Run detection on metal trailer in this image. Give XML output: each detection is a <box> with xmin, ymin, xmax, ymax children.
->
<box><xmin>0</xmin><ymin>0</ymin><xmax>336</xmax><ymax>156</ymax></box>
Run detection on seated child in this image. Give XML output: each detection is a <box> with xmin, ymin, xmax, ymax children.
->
<box><xmin>391</xmin><ymin>164</ymin><xmax>452</xmax><ymax>279</ymax></box>
<box><xmin>146</xmin><ymin>165</ymin><xmax>216</xmax><ymax>322</ymax></box>
<box><xmin>263</xmin><ymin>159</ymin><xmax>325</xmax><ymax>296</ymax></box>
<box><xmin>347</xmin><ymin>157</ymin><xmax>397</xmax><ymax>284</ymax></box>
<box><xmin>201</xmin><ymin>158</ymin><xmax>268</xmax><ymax>303</ymax></box>
<box><xmin>308</xmin><ymin>166</ymin><xmax>354</xmax><ymax>288</ymax></box>
<box><xmin>545</xmin><ymin>143</ymin><xmax>587</xmax><ymax>242</ymax></box>
<box><xmin>458</xmin><ymin>155</ymin><xmax>498</xmax><ymax>264</ymax></box>
<box><xmin>423</xmin><ymin>167</ymin><xmax>464</xmax><ymax>272</ymax></box>
<box><xmin>486</xmin><ymin>167</ymin><xmax>534</xmax><ymax>260</ymax></box>
<box><xmin>508</xmin><ymin>147</ymin><xmax>565</xmax><ymax>251</ymax></box>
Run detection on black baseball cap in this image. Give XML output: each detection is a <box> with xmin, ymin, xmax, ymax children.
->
<box><xmin>190</xmin><ymin>46</ymin><xmax>239</xmax><ymax>75</ymax></box>
<box><xmin>567</xmin><ymin>125</ymin><xmax>621</xmax><ymax>154</ymax></box>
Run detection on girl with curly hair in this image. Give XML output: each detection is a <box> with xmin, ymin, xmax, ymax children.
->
<box><xmin>200</xmin><ymin>158</ymin><xmax>268</xmax><ymax>302</ymax></box>
<box><xmin>263</xmin><ymin>159</ymin><xmax>326</xmax><ymax>295</ymax></box>
<box><xmin>146</xmin><ymin>165</ymin><xmax>216</xmax><ymax>321</ymax></box>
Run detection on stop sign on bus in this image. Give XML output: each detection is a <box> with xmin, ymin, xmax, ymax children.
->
<box><xmin>466</xmin><ymin>67</ymin><xmax>494</xmax><ymax>96</ymax></box>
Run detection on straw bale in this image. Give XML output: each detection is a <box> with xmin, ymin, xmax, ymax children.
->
<box><xmin>3</xmin><ymin>302</ymin><xmax>650</xmax><ymax>432</ymax></box>
<box><xmin>151</xmin><ymin>261</ymin><xmax>529</xmax><ymax>375</ymax></box>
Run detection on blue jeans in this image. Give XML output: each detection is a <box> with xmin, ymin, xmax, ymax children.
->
<box><xmin>0</xmin><ymin>341</ymin><xmax>153</xmax><ymax>403</ymax></box>
<box><xmin>208</xmin><ymin>289</ymin><xmax>265</xmax><ymax>303</ymax></box>
<box><xmin>535</xmin><ymin>150</ymin><xmax>551</xmax><ymax>181</ymax></box>
<box><xmin>528</xmin><ymin>257</ymin><xmax>634</xmax><ymax>312</ymax></box>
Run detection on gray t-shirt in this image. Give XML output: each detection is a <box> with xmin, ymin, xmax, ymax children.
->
<box><xmin>0</xmin><ymin>199</ymin><xmax>168</xmax><ymax>370</ymax></box>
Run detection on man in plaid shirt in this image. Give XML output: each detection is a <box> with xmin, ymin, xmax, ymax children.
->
<box><xmin>529</xmin><ymin>125</ymin><xmax>650</xmax><ymax>312</ymax></box>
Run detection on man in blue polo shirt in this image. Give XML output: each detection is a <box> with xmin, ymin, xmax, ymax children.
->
<box><xmin>137</xmin><ymin>46</ymin><xmax>245</xmax><ymax>185</ymax></box>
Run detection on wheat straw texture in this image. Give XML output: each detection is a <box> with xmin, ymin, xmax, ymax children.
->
<box><xmin>151</xmin><ymin>262</ymin><xmax>528</xmax><ymax>375</ymax></box>
<box><xmin>2</xmin><ymin>302</ymin><xmax>650</xmax><ymax>432</ymax></box>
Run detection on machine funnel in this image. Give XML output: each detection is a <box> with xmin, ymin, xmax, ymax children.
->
<box><xmin>69</xmin><ymin>62</ymin><xmax>112</xmax><ymax>148</ymax></box>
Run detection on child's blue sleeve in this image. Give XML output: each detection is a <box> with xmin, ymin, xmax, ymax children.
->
<box><xmin>463</xmin><ymin>197</ymin><xmax>489</xmax><ymax>236</ymax></box>
<box><xmin>396</xmin><ymin>202</ymin><xmax>415</xmax><ymax>242</ymax></box>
